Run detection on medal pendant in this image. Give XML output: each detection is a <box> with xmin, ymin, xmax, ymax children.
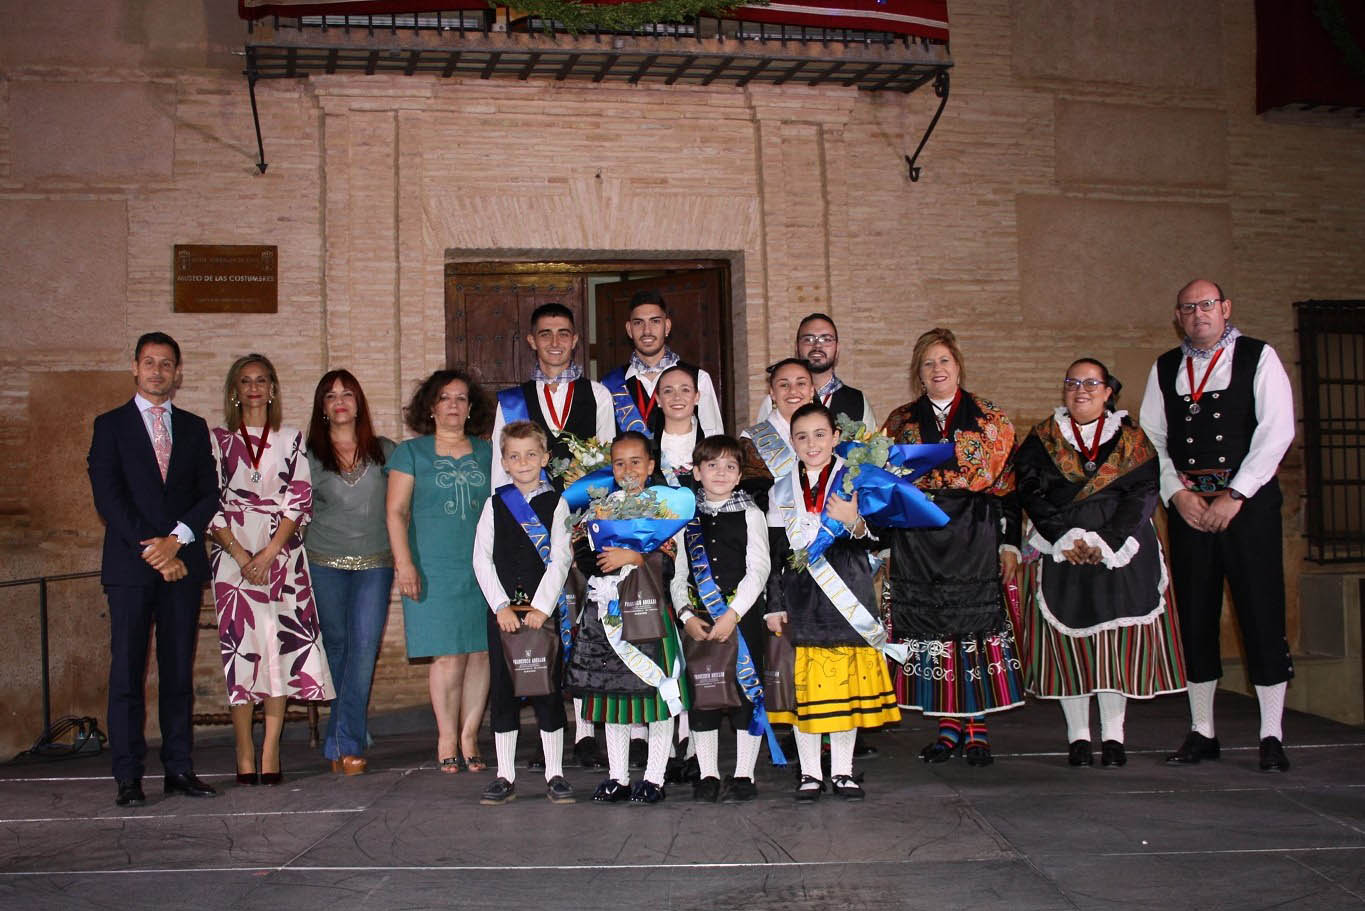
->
<box><xmin>1083</xmin><ymin>460</ymin><xmax>1097</xmax><ymax>473</ymax></box>
<box><xmin>249</xmin><ymin>470</ymin><xmax>261</xmax><ymax>482</ymax></box>
<box><xmin>1188</xmin><ymin>402</ymin><xmax>1201</xmax><ymax>415</ymax></box>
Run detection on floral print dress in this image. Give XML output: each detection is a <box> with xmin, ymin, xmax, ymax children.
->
<box><xmin>209</xmin><ymin>424</ymin><xmax>333</xmax><ymax>705</ymax></box>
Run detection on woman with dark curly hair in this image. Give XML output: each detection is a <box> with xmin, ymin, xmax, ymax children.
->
<box><xmin>385</xmin><ymin>367</ymin><xmax>494</xmax><ymax>773</ymax></box>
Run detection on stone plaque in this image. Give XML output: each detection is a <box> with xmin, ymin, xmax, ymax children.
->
<box><xmin>173</xmin><ymin>244</ymin><xmax>277</xmax><ymax>313</ymax></box>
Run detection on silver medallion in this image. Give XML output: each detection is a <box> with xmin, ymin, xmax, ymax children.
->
<box><xmin>1084</xmin><ymin>460</ymin><xmax>1097</xmax><ymax>472</ymax></box>
<box><xmin>250</xmin><ymin>470</ymin><xmax>261</xmax><ymax>482</ymax></box>
<box><xmin>1188</xmin><ymin>402</ymin><xmax>1201</xmax><ymax>415</ymax></box>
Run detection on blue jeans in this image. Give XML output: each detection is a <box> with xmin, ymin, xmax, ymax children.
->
<box><xmin>309</xmin><ymin>562</ymin><xmax>394</xmax><ymax>759</ymax></box>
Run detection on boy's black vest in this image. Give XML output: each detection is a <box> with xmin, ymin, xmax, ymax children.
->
<box><xmin>490</xmin><ymin>488</ymin><xmax>561</xmax><ymax>604</ymax></box>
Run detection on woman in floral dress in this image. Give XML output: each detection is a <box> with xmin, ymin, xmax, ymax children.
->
<box><xmin>386</xmin><ymin>368</ymin><xmax>494</xmax><ymax>773</ymax></box>
<box><xmin>209</xmin><ymin>353</ymin><xmax>333</xmax><ymax>786</ymax></box>
<box><xmin>881</xmin><ymin>328</ymin><xmax>1025</xmax><ymax>767</ymax></box>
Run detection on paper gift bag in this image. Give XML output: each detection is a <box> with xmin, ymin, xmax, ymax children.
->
<box><xmin>682</xmin><ymin>634</ymin><xmax>741</xmax><ymax>711</ymax></box>
<box><xmin>616</xmin><ymin>560</ymin><xmax>667</xmax><ymax>643</ymax></box>
<box><xmin>499</xmin><ymin>612</ymin><xmax>559</xmax><ymax>697</ymax></box>
<box><xmin>763</xmin><ymin>621</ymin><xmax>796</xmax><ymax>714</ymax></box>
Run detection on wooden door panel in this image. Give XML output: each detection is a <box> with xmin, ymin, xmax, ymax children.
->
<box><xmin>594</xmin><ymin>268</ymin><xmax>730</xmax><ymax>428</ymax></box>
<box><xmin>447</xmin><ymin>271</ymin><xmax>585</xmax><ymax>391</ymax></box>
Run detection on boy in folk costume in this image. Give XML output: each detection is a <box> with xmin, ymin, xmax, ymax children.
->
<box><xmin>766</xmin><ymin>403</ymin><xmax>901</xmax><ymax>801</ymax></box>
<box><xmin>670</xmin><ymin>435</ymin><xmax>775</xmax><ymax>802</ymax></box>
<box><xmin>490</xmin><ymin>301</ymin><xmax>615</xmax><ymax>768</ymax></box>
<box><xmin>563</xmin><ymin>432</ymin><xmax>691</xmax><ymax>803</ymax></box>
<box><xmin>471</xmin><ymin>422</ymin><xmax>576</xmax><ymax>804</ymax></box>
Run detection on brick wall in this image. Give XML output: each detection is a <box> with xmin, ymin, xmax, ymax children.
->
<box><xmin>3</xmin><ymin>0</ymin><xmax>1364</xmax><ymax>756</ymax></box>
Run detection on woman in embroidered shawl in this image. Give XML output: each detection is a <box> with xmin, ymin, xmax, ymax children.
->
<box><xmin>1014</xmin><ymin>358</ymin><xmax>1186</xmax><ymax>768</ymax></box>
<box><xmin>209</xmin><ymin>353</ymin><xmax>333</xmax><ymax>786</ymax></box>
<box><xmin>881</xmin><ymin>328</ymin><xmax>1024</xmax><ymax>767</ymax></box>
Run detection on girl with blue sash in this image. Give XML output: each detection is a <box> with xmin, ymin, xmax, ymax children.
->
<box><xmin>766</xmin><ymin>403</ymin><xmax>901</xmax><ymax>802</ymax></box>
<box><xmin>670</xmin><ymin>435</ymin><xmax>774</xmax><ymax>803</ymax></box>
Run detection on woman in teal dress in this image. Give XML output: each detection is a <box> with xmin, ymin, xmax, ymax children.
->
<box><xmin>386</xmin><ymin>367</ymin><xmax>494</xmax><ymax>773</ymax></box>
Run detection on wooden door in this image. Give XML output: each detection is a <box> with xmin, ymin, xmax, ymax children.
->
<box><xmin>445</xmin><ymin>269</ymin><xmax>587</xmax><ymax>390</ymax></box>
<box><xmin>593</xmin><ymin>268</ymin><xmax>732</xmax><ymax>430</ymax></box>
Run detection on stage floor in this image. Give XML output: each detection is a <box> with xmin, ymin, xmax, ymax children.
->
<box><xmin>2</xmin><ymin>692</ymin><xmax>1362</xmax><ymax>910</ymax></box>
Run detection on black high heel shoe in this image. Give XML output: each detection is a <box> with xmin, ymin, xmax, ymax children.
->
<box><xmin>919</xmin><ymin>739</ymin><xmax>961</xmax><ymax>763</ymax></box>
<box><xmin>236</xmin><ymin>772</ymin><xmax>261</xmax><ymax>786</ymax></box>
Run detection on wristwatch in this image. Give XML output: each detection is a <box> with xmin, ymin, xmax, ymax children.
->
<box><xmin>1227</xmin><ymin>488</ymin><xmax>1245</xmax><ymax>501</ymax></box>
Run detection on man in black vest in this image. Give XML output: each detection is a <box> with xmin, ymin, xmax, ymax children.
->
<box><xmin>1139</xmin><ymin>279</ymin><xmax>1295</xmax><ymax>772</ymax></box>
<box><xmin>490</xmin><ymin>302</ymin><xmax>615</xmax><ymax>489</ymax></box>
<box><xmin>601</xmin><ymin>289</ymin><xmax>723</xmax><ymax>437</ymax></box>
<box><xmin>757</xmin><ymin>313</ymin><xmax>875</xmax><ymax>429</ymax></box>
<box><xmin>88</xmin><ymin>332</ymin><xmax>220</xmax><ymax>806</ymax></box>
<box><xmin>490</xmin><ymin>302</ymin><xmax>614</xmax><ymax>767</ymax></box>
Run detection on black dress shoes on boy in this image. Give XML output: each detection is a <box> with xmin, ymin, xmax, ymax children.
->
<box><xmin>1067</xmin><ymin>740</ymin><xmax>1093</xmax><ymax>767</ymax></box>
<box><xmin>591</xmin><ymin>777</ymin><xmax>630</xmax><ymax>803</ymax></box>
<box><xmin>1259</xmin><ymin>736</ymin><xmax>1290</xmax><ymax>772</ymax></box>
<box><xmin>1165</xmin><ymin>731</ymin><xmax>1220</xmax><ymax>764</ymax></box>
<box><xmin>1100</xmin><ymin>740</ymin><xmax>1127</xmax><ymax>768</ymax></box>
<box><xmin>163</xmin><ymin>772</ymin><xmax>218</xmax><ymax>798</ymax></box>
<box><xmin>115</xmin><ymin>779</ymin><xmax>146</xmax><ymax>807</ymax></box>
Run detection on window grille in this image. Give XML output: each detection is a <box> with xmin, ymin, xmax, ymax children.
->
<box><xmin>1296</xmin><ymin>300</ymin><xmax>1365</xmax><ymax>563</ymax></box>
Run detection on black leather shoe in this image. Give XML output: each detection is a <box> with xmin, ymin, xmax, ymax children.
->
<box><xmin>591</xmin><ymin>777</ymin><xmax>630</xmax><ymax>803</ymax></box>
<box><xmin>163</xmin><ymin>772</ymin><xmax>217</xmax><ymax>798</ymax></box>
<box><xmin>236</xmin><ymin>772</ymin><xmax>261</xmax><ymax>786</ymax></box>
<box><xmin>1165</xmin><ymin>731</ymin><xmax>1220</xmax><ymax>764</ymax></box>
<box><xmin>1068</xmin><ymin>740</ymin><xmax>1093</xmax><ymax>767</ymax></box>
<box><xmin>1100</xmin><ymin>740</ymin><xmax>1127</xmax><ymax>768</ymax></box>
<box><xmin>629</xmin><ymin>779</ymin><xmax>666</xmax><ymax>804</ymax></box>
<box><xmin>964</xmin><ymin>743</ymin><xmax>994</xmax><ymax>767</ymax></box>
<box><xmin>721</xmin><ymin>776</ymin><xmax>757</xmax><ymax>803</ymax></box>
<box><xmin>831</xmin><ymin>774</ymin><xmax>865</xmax><ymax>800</ymax></box>
<box><xmin>919</xmin><ymin>740</ymin><xmax>959</xmax><ymax>764</ymax></box>
<box><xmin>692</xmin><ymin>776</ymin><xmax>721</xmax><ymax>802</ymax></box>
<box><xmin>794</xmin><ymin>774</ymin><xmax>824</xmax><ymax>802</ymax></box>
<box><xmin>115</xmin><ymin>779</ymin><xmax>145</xmax><ymax>807</ymax></box>
<box><xmin>1259</xmin><ymin>736</ymin><xmax>1290</xmax><ymax>772</ymax></box>
<box><xmin>574</xmin><ymin>736</ymin><xmax>603</xmax><ymax>769</ymax></box>
<box><xmin>479</xmin><ymin>776</ymin><xmax>516</xmax><ymax>805</ymax></box>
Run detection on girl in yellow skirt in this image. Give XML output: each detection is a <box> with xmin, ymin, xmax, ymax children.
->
<box><xmin>765</xmin><ymin>403</ymin><xmax>901</xmax><ymax>801</ymax></box>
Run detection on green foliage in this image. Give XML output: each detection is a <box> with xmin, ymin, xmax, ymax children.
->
<box><xmin>498</xmin><ymin>0</ymin><xmax>759</xmax><ymax>33</ymax></box>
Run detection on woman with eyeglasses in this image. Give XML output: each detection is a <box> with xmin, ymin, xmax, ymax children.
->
<box><xmin>1013</xmin><ymin>358</ymin><xmax>1187</xmax><ymax>768</ymax></box>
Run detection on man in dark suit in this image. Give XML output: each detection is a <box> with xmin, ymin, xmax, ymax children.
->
<box><xmin>88</xmin><ymin>332</ymin><xmax>220</xmax><ymax>806</ymax></box>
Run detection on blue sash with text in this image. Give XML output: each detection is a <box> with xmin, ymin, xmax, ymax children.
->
<box><xmin>601</xmin><ymin>367</ymin><xmax>652</xmax><ymax>438</ymax></box>
<box><xmin>497</xmin><ymin>484</ymin><xmax>572</xmax><ymax>664</ymax></box>
<box><xmin>683</xmin><ymin>518</ymin><xmax>788</xmax><ymax>766</ymax></box>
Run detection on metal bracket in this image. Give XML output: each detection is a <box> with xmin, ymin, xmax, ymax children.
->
<box><xmin>247</xmin><ymin>68</ymin><xmax>268</xmax><ymax>175</ymax></box>
<box><xmin>904</xmin><ymin>68</ymin><xmax>949</xmax><ymax>182</ymax></box>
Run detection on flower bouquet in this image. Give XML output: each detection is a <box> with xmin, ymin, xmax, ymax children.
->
<box><xmin>549</xmin><ymin>432</ymin><xmax>614</xmax><ymax>513</ymax></box>
<box><xmin>786</xmin><ymin>420</ymin><xmax>955</xmax><ymax>570</ymax></box>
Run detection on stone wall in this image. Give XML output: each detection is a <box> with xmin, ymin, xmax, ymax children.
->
<box><xmin>3</xmin><ymin>0</ymin><xmax>1364</xmax><ymax>757</ymax></box>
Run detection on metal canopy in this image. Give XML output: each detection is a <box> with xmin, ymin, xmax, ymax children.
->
<box><xmin>241</xmin><ymin>14</ymin><xmax>952</xmax><ymax>174</ymax></box>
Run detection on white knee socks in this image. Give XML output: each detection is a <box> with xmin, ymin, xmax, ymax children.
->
<box><xmin>572</xmin><ymin>698</ymin><xmax>592</xmax><ymax>742</ymax></box>
<box><xmin>645</xmin><ymin>719</ymin><xmax>674</xmax><ymax>785</ymax></box>
<box><xmin>1060</xmin><ymin>695</ymin><xmax>1091</xmax><ymax>743</ymax></box>
<box><xmin>540</xmin><ymin>728</ymin><xmax>564</xmax><ymax>781</ymax></box>
<box><xmin>1097</xmin><ymin>692</ymin><xmax>1127</xmax><ymax>743</ymax></box>
<box><xmin>794</xmin><ymin>729</ymin><xmax>823</xmax><ymax>787</ymax></box>
<box><xmin>694</xmin><ymin>729</ymin><xmax>720</xmax><ymax>780</ymax></box>
<box><xmin>735</xmin><ymin>731</ymin><xmax>761</xmax><ymax>780</ymax></box>
<box><xmin>1187</xmin><ymin>680</ymin><xmax>1217</xmax><ymax>737</ymax></box>
<box><xmin>494</xmin><ymin>730</ymin><xmax>518</xmax><ymax>784</ymax></box>
<box><xmin>605</xmin><ymin>723</ymin><xmax>631</xmax><ymax>784</ymax></box>
<box><xmin>1256</xmin><ymin>682</ymin><xmax>1286</xmax><ymax>741</ymax></box>
<box><xmin>829</xmin><ymin>729</ymin><xmax>856</xmax><ymax>778</ymax></box>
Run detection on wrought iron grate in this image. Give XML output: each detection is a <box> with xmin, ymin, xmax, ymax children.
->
<box><xmin>1296</xmin><ymin>300</ymin><xmax>1365</xmax><ymax>563</ymax></box>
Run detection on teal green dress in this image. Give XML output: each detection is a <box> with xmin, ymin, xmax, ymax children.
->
<box><xmin>386</xmin><ymin>435</ymin><xmax>492</xmax><ymax>657</ymax></box>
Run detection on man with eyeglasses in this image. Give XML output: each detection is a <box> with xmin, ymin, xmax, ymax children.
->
<box><xmin>757</xmin><ymin>313</ymin><xmax>875</xmax><ymax>429</ymax></box>
<box><xmin>1139</xmin><ymin>278</ymin><xmax>1295</xmax><ymax>772</ymax></box>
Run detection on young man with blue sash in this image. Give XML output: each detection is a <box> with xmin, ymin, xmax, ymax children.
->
<box><xmin>600</xmin><ymin>290</ymin><xmax>723</xmax><ymax>440</ymax></box>
<box><xmin>472</xmin><ymin>421</ymin><xmax>576</xmax><ymax>805</ymax></box>
<box><xmin>670</xmin><ymin>435</ymin><xmax>777</xmax><ymax>802</ymax></box>
<box><xmin>489</xmin><ymin>302</ymin><xmax>615</xmax><ymax>490</ymax></box>
<box><xmin>488</xmin><ymin>302</ymin><xmax>614</xmax><ymax>766</ymax></box>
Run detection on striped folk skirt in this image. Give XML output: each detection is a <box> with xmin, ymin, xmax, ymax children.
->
<box><xmin>1019</xmin><ymin>560</ymin><xmax>1188</xmax><ymax>699</ymax></box>
<box><xmin>892</xmin><ymin>631</ymin><xmax>1027</xmax><ymax>717</ymax></box>
<box><xmin>767</xmin><ymin>645</ymin><xmax>901</xmax><ymax>734</ymax></box>
<box><xmin>576</xmin><ymin>609</ymin><xmax>692</xmax><ymax>725</ymax></box>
